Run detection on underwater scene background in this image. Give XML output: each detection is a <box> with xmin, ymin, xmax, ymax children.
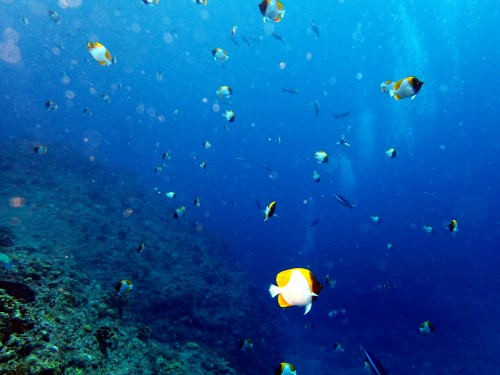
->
<box><xmin>0</xmin><ymin>0</ymin><xmax>499</xmax><ymax>374</ymax></box>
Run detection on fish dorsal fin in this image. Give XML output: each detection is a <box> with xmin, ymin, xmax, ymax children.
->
<box><xmin>98</xmin><ymin>60</ymin><xmax>107</xmax><ymax>66</ymax></box>
<box><xmin>276</xmin><ymin>269</ymin><xmax>293</xmax><ymax>287</ymax></box>
<box><xmin>105</xmin><ymin>50</ymin><xmax>111</xmax><ymax>61</ymax></box>
<box><xmin>277</xmin><ymin>1</ymin><xmax>284</xmax><ymax>10</ymax></box>
<box><xmin>278</xmin><ymin>294</ymin><xmax>292</xmax><ymax>307</ymax></box>
<box><xmin>393</xmin><ymin>79</ymin><xmax>403</xmax><ymax>91</ymax></box>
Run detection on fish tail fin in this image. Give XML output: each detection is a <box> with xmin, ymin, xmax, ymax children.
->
<box><xmin>380</xmin><ymin>82</ymin><xmax>391</xmax><ymax>92</ymax></box>
<box><xmin>268</xmin><ymin>284</ymin><xmax>280</xmax><ymax>298</ymax></box>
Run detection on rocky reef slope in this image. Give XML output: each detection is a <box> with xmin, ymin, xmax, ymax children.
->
<box><xmin>0</xmin><ymin>139</ymin><xmax>278</xmax><ymax>374</ymax></box>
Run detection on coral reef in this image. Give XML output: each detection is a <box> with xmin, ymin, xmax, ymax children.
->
<box><xmin>0</xmin><ymin>139</ymin><xmax>279</xmax><ymax>374</ymax></box>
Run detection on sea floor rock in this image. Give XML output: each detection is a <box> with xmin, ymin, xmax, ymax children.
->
<box><xmin>0</xmin><ymin>139</ymin><xmax>277</xmax><ymax>374</ymax></box>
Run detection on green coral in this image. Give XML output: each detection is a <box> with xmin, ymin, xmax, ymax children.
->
<box><xmin>164</xmin><ymin>359</ymin><xmax>187</xmax><ymax>375</ymax></box>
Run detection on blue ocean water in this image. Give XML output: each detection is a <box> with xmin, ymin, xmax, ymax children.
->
<box><xmin>1</xmin><ymin>0</ymin><xmax>499</xmax><ymax>374</ymax></box>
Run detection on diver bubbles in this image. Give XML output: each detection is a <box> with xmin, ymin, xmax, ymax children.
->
<box><xmin>163</xmin><ymin>32</ymin><xmax>174</xmax><ymax>44</ymax></box>
<box><xmin>129</xmin><ymin>23</ymin><xmax>141</xmax><ymax>34</ymax></box>
<box><xmin>146</xmin><ymin>107</ymin><xmax>156</xmax><ymax>118</ymax></box>
<box><xmin>0</xmin><ymin>41</ymin><xmax>21</xmax><ymax>64</ymax></box>
<box><xmin>356</xmin><ymin>111</ymin><xmax>375</xmax><ymax>159</ymax></box>
<box><xmin>136</xmin><ymin>103</ymin><xmax>145</xmax><ymax>114</ymax></box>
<box><xmin>58</xmin><ymin>0</ymin><xmax>83</xmax><ymax>8</ymax></box>
<box><xmin>268</xmin><ymin>171</ymin><xmax>279</xmax><ymax>181</ymax></box>
<box><xmin>0</xmin><ymin>28</ymin><xmax>21</xmax><ymax>64</ymax></box>
<box><xmin>3</xmin><ymin>28</ymin><xmax>19</xmax><ymax>43</ymax></box>
<box><xmin>65</xmin><ymin>90</ymin><xmax>76</xmax><ymax>100</ymax></box>
<box><xmin>339</xmin><ymin>157</ymin><xmax>356</xmax><ymax>192</ymax></box>
<box><xmin>263</xmin><ymin>22</ymin><xmax>275</xmax><ymax>36</ymax></box>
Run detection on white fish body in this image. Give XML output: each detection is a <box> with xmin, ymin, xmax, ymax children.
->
<box><xmin>269</xmin><ymin>269</ymin><xmax>317</xmax><ymax>314</ymax></box>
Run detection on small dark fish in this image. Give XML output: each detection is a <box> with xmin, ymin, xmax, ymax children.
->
<box><xmin>334</xmin><ymin>111</ymin><xmax>350</xmax><ymax>119</ymax></box>
<box><xmin>309</xmin><ymin>217</ymin><xmax>321</xmax><ymax>227</ymax></box>
<box><xmin>260</xmin><ymin>162</ymin><xmax>274</xmax><ymax>173</ymax></box>
<box><xmin>325</xmin><ymin>274</ymin><xmax>336</xmax><ymax>288</ymax></box>
<box><xmin>230</xmin><ymin>36</ymin><xmax>240</xmax><ymax>46</ymax></box>
<box><xmin>234</xmin><ymin>157</ymin><xmax>253</xmax><ymax>162</ymax></box>
<box><xmin>247</xmin><ymin>36</ymin><xmax>262</xmax><ymax>42</ymax></box>
<box><xmin>48</xmin><ymin>10</ymin><xmax>61</xmax><ymax>24</ymax></box>
<box><xmin>169</xmin><ymin>26</ymin><xmax>182</xmax><ymax>34</ymax></box>
<box><xmin>310</xmin><ymin>19</ymin><xmax>320</xmax><ymax>38</ymax></box>
<box><xmin>255</xmin><ymin>199</ymin><xmax>262</xmax><ymax>211</ymax></box>
<box><xmin>304</xmin><ymin>322</ymin><xmax>314</xmax><ymax>330</ymax></box>
<box><xmin>281</xmin><ymin>87</ymin><xmax>299</xmax><ymax>94</ymax></box>
<box><xmin>333</xmin><ymin>193</ymin><xmax>356</xmax><ymax>210</ymax></box>
<box><xmin>314</xmin><ymin>99</ymin><xmax>320</xmax><ymax>116</ymax></box>
<box><xmin>136</xmin><ymin>243</ymin><xmax>145</xmax><ymax>254</ymax></box>
<box><xmin>360</xmin><ymin>346</ymin><xmax>389</xmax><ymax>375</ymax></box>
<box><xmin>240</xmin><ymin>35</ymin><xmax>251</xmax><ymax>47</ymax></box>
<box><xmin>271</xmin><ymin>31</ymin><xmax>284</xmax><ymax>43</ymax></box>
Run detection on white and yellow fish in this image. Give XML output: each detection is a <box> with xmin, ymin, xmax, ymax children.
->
<box><xmin>174</xmin><ymin>206</ymin><xmax>186</xmax><ymax>218</ymax></box>
<box><xmin>269</xmin><ymin>268</ymin><xmax>323</xmax><ymax>314</ymax></box>
<box><xmin>314</xmin><ymin>151</ymin><xmax>328</xmax><ymax>163</ymax></box>
<box><xmin>216</xmin><ymin>85</ymin><xmax>232</xmax><ymax>99</ymax></box>
<box><xmin>264</xmin><ymin>201</ymin><xmax>276</xmax><ymax>221</ymax></box>
<box><xmin>115</xmin><ymin>279</ymin><xmax>133</xmax><ymax>294</ymax></box>
<box><xmin>223</xmin><ymin>109</ymin><xmax>235</xmax><ymax>122</ymax></box>
<box><xmin>380</xmin><ymin>76</ymin><xmax>423</xmax><ymax>100</ymax></box>
<box><xmin>385</xmin><ymin>148</ymin><xmax>397</xmax><ymax>158</ymax></box>
<box><xmin>87</xmin><ymin>42</ymin><xmax>113</xmax><ymax>66</ymax></box>
<box><xmin>419</xmin><ymin>320</ymin><xmax>435</xmax><ymax>334</ymax></box>
<box><xmin>313</xmin><ymin>170</ymin><xmax>321</xmax><ymax>182</ymax></box>
<box><xmin>258</xmin><ymin>0</ymin><xmax>285</xmax><ymax>23</ymax></box>
<box><xmin>212</xmin><ymin>48</ymin><xmax>229</xmax><ymax>62</ymax></box>
<box><xmin>275</xmin><ymin>362</ymin><xmax>296</xmax><ymax>375</ymax></box>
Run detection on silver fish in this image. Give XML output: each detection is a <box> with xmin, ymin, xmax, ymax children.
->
<box><xmin>333</xmin><ymin>193</ymin><xmax>356</xmax><ymax>210</ymax></box>
<box><xmin>360</xmin><ymin>346</ymin><xmax>388</xmax><ymax>375</ymax></box>
<box><xmin>310</xmin><ymin>19</ymin><xmax>320</xmax><ymax>38</ymax></box>
<box><xmin>281</xmin><ymin>87</ymin><xmax>299</xmax><ymax>94</ymax></box>
<box><xmin>271</xmin><ymin>31</ymin><xmax>284</xmax><ymax>43</ymax></box>
<box><xmin>314</xmin><ymin>99</ymin><xmax>320</xmax><ymax>115</ymax></box>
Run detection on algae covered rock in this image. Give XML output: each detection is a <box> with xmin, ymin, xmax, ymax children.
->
<box><xmin>0</xmin><ymin>227</ymin><xmax>14</xmax><ymax>248</ymax></box>
<box><xmin>0</xmin><ymin>253</ymin><xmax>13</xmax><ymax>270</ymax></box>
<box><xmin>0</xmin><ymin>280</ymin><xmax>36</xmax><ymax>302</ymax></box>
